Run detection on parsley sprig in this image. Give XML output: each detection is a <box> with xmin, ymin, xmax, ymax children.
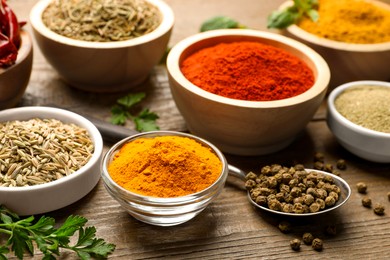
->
<box><xmin>0</xmin><ymin>205</ymin><xmax>115</xmax><ymax>259</ymax></box>
<box><xmin>267</xmin><ymin>0</ymin><xmax>319</xmax><ymax>29</ymax></box>
<box><xmin>111</xmin><ymin>92</ymin><xmax>160</xmax><ymax>132</ymax></box>
<box><xmin>200</xmin><ymin>16</ymin><xmax>246</xmax><ymax>32</ymax></box>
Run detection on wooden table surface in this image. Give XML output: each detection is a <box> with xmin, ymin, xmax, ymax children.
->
<box><xmin>9</xmin><ymin>0</ymin><xmax>390</xmax><ymax>259</ymax></box>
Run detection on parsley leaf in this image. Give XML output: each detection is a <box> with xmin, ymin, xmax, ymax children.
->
<box><xmin>134</xmin><ymin>109</ymin><xmax>160</xmax><ymax>132</ymax></box>
<box><xmin>110</xmin><ymin>92</ymin><xmax>160</xmax><ymax>132</ymax></box>
<box><xmin>267</xmin><ymin>0</ymin><xmax>319</xmax><ymax>29</ymax></box>
<box><xmin>200</xmin><ymin>16</ymin><xmax>246</xmax><ymax>32</ymax></box>
<box><xmin>0</xmin><ymin>205</ymin><xmax>115</xmax><ymax>259</ymax></box>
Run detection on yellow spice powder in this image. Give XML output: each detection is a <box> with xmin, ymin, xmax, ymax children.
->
<box><xmin>108</xmin><ymin>136</ymin><xmax>222</xmax><ymax>198</ymax></box>
<box><xmin>297</xmin><ymin>0</ymin><xmax>390</xmax><ymax>44</ymax></box>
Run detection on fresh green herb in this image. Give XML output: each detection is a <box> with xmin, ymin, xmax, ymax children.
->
<box><xmin>267</xmin><ymin>0</ymin><xmax>319</xmax><ymax>29</ymax></box>
<box><xmin>111</xmin><ymin>92</ymin><xmax>160</xmax><ymax>132</ymax></box>
<box><xmin>200</xmin><ymin>16</ymin><xmax>246</xmax><ymax>32</ymax></box>
<box><xmin>0</xmin><ymin>205</ymin><xmax>115</xmax><ymax>259</ymax></box>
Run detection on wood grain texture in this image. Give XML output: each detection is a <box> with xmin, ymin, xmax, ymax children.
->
<box><xmin>7</xmin><ymin>0</ymin><xmax>390</xmax><ymax>259</ymax></box>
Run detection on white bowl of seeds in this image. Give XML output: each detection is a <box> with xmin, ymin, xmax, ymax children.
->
<box><xmin>0</xmin><ymin>106</ymin><xmax>103</xmax><ymax>215</ymax></box>
<box><xmin>327</xmin><ymin>80</ymin><xmax>390</xmax><ymax>163</ymax></box>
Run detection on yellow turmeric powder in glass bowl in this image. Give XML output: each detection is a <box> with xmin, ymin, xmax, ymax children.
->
<box><xmin>101</xmin><ymin>131</ymin><xmax>228</xmax><ymax>226</ymax></box>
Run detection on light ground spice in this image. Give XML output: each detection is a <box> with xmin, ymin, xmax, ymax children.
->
<box><xmin>334</xmin><ymin>85</ymin><xmax>390</xmax><ymax>133</ymax></box>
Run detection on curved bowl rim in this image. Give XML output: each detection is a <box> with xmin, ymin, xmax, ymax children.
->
<box><xmin>0</xmin><ymin>106</ymin><xmax>104</xmax><ymax>192</ymax></box>
<box><xmin>282</xmin><ymin>0</ymin><xmax>390</xmax><ymax>51</ymax></box>
<box><xmin>101</xmin><ymin>130</ymin><xmax>229</xmax><ymax>203</ymax></box>
<box><xmin>29</xmin><ymin>0</ymin><xmax>175</xmax><ymax>49</ymax></box>
<box><xmin>327</xmin><ymin>80</ymin><xmax>390</xmax><ymax>138</ymax></box>
<box><xmin>167</xmin><ymin>29</ymin><xmax>330</xmax><ymax>108</ymax></box>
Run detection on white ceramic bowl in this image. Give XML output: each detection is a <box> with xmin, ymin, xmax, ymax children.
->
<box><xmin>0</xmin><ymin>30</ymin><xmax>33</xmax><ymax>109</ymax></box>
<box><xmin>327</xmin><ymin>81</ymin><xmax>390</xmax><ymax>163</ymax></box>
<box><xmin>281</xmin><ymin>0</ymin><xmax>390</xmax><ymax>89</ymax></box>
<box><xmin>29</xmin><ymin>0</ymin><xmax>174</xmax><ymax>92</ymax></box>
<box><xmin>101</xmin><ymin>131</ymin><xmax>229</xmax><ymax>226</ymax></box>
<box><xmin>167</xmin><ymin>29</ymin><xmax>330</xmax><ymax>156</ymax></box>
<box><xmin>0</xmin><ymin>106</ymin><xmax>103</xmax><ymax>215</ymax></box>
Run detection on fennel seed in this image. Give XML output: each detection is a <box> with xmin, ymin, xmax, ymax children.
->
<box><xmin>0</xmin><ymin>118</ymin><xmax>94</xmax><ymax>187</ymax></box>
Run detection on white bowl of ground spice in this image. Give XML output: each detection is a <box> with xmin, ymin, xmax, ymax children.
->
<box><xmin>167</xmin><ymin>29</ymin><xmax>330</xmax><ymax>156</ymax></box>
<box><xmin>101</xmin><ymin>131</ymin><xmax>228</xmax><ymax>226</ymax></box>
<box><xmin>327</xmin><ymin>81</ymin><xmax>390</xmax><ymax>163</ymax></box>
<box><xmin>280</xmin><ymin>0</ymin><xmax>390</xmax><ymax>89</ymax></box>
<box><xmin>0</xmin><ymin>106</ymin><xmax>103</xmax><ymax>215</ymax></box>
<box><xmin>29</xmin><ymin>0</ymin><xmax>174</xmax><ymax>92</ymax></box>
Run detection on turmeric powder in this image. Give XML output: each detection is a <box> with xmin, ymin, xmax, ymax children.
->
<box><xmin>107</xmin><ymin>135</ymin><xmax>222</xmax><ymax>198</ymax></box>
<box><xmin>297</xmin><ymin>0</ymin><xmax>390</xmax><ymax>44</ymax></box>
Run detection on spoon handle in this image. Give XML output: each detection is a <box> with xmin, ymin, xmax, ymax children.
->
<box><xmin>228</xmin><ymin>164</ymin><xmax>247</xmax><ymax>181</ymax></box>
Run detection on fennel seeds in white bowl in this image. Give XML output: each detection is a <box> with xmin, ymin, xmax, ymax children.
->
<box><xmin>0</xmin><ymin>106</ymin><xmax>103</xmax><ymax>215</ymax></box>
<box><xmin>0</xmin><ymin>118</ymin><xmax>94</xmax><ymax>187</ymax></box>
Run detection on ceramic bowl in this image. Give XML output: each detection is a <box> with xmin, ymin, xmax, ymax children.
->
<box><xmin>0</xmin><ymin>30</ymin><xmax>33</xmax><ymax>109</ymax></box>
<box><xmin>0</xmin><ymin>106</ymin><xmax>103</xmax><ymax>215</ymax></box>
<box><xmin>166</xmin><ymin>29</ymin><xmax>330</xmax><ymax>156</ymax></box>
<box><xmin>29</xmin><ymin>0</ymin><xmax>174</xmax><ymax>92</ymax></box>
<box><xmin>280</xmin><ymin>0</ymin><xmax>390</xmax><ymax>89</ymax></box>
<box><xmin>101</xmin><ymin>131</ymin><xmax>229</xmax><ymax>226</ymax></box>
<box><xmin>327</xmin><ymin>81</ymin><xmax>390</xmax><ymax>163</ymax></box>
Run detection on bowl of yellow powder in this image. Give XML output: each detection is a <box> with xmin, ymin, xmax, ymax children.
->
<box><xmin>101</xmin><ymin>131</ymin><xmax>229</xmax><ymax>226</ymax></box>
<box><xmin>280</xmin><ymin>0</ymin><xmax>390</xmax><ymax>89</ymax></box>
<box><xmin>327</xmin><ymin>80</ymin><xmax>390</xmax><ymax>163</ymax></box>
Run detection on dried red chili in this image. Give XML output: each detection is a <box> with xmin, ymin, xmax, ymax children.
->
<box><xmin>0</xmin><ymin>0</ymin><xmax>24</xmax><ymax>68</ymax></box>
<box><xmin>181</xmin><ymin>41</ymin><xmax>314</xmax><ymax>101</ymax></box>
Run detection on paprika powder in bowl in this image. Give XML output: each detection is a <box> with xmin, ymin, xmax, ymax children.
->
<box><xmin>101</xmin><ymin>131</ymin><xmax>229</xmax><ymax>226</ymax></box>
<box><xmin>279</xmin><ymin>0</ymin><xmax>390</xmax><ymax>89</ymax></box>
<box><xmin>167</xmin><ymin>29</ymin><xmax>330</xmax><ymax>156</ymax></box>
<box><xmin>327</xmin><ymin>80</ymin><xmax>390</xmax><ymax>163</ymax></box>
<box><xmin>29</xmin><ymin>0</ymin><xmax>174</xmax><ymax>92</ymax></box>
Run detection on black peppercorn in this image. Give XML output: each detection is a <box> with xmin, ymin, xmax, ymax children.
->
<box><xmin>312</xmin><ymin>238</ymin><xmax>323</xmax><ymax>251</ymax></box>
<box><xmin>278</xmin><ymin>221</ymin><xmax>291</xmax><ymax>233</ymax></box>
<box><xmin>325</xmin><ymin>225</ymin><xmax>337</xmax><ymax>236</ymax></box>
<box><xmin>302</xmin><ymin>232</ymin><xmax>314</xmax><ymax>245</ymax></box>
<box><xmin>361</xmin><ymin>197</ymin><xmax>372</xmax><ymax>208</ymax></box>
<box><xmin>356</xmin><ymin>182</ymin><xmax>367</xmax><ymax>194</ymax></box>
<box><xmin>336</xmin><ymin>159</ymin><xmax>347</xmax><ymax>170</ymax></box>
<box><xmin>290</xmin><ymin>238</ymin><xmax>301</xmax><ymax>251</ymax></box>
<box><xmin>373</xmin><ymin>203</ymin><xmax>385</xmax><ymax>215</ymax></box>
<box><xmin>314</xmin><ymin>152</ymin><xmax>325</xmax><ymax>162</ymax></box>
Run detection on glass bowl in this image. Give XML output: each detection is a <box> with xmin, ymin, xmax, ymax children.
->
<box><xmin>101</xmin><ymin>131</ymin><xmax>229</xmax><ymax>226</ymax></box>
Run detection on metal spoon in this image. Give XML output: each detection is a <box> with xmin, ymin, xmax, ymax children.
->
<box><xmin>228</xmin><ymin>165</ymin><xmax>351</xmax><ymax>217</ymax></box>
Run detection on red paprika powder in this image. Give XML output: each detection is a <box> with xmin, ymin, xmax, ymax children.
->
<box><xmin>180</xmin><ymin>41</ymin><xmax>315</xmax><ymax>101</ymax></box>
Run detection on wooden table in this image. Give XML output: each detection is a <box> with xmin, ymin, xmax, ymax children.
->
<box><xmin>9</xmin><ymin>0</ymin><xmax>390</xmax><ymax>258</ymax></box>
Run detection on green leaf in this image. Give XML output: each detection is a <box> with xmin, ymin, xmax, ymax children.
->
<box><xmin>110</xmin><ymin>105</ymin><xmax>129</xmax><ymax>125</ymax></box>
<box><xmin>28</xmin><ymin>216</ymin><xmax>55</xmax><ymax>235</ymax></box>
<box><xmin>10</xmin><ymin>228</ymin><xmax>31</xmax><ymax>259</ymax></box>
<box><xmin>267</xmin><ymin>0</ymin><xmax>319</xmax><ymax>29</ymax></box>
<box><xmin>306</xmin><ymin>9</ymin><xmax>319</xmax><ymax>22</ymax></box>
<box><xmin>0</xmin><ymin>246</ymin><xmax>9</xmax><ymax>258</ymax></box>
<box><xmin>110</xmin><ymin>92</ymin><xmax>160</xmax><ymax>130</ymax></box>
<box><xmin>267</xmin><ymin>9</ymin><xmax>299</xmax><ymax>29</ymax></box>
<box><xmin>75</xmin><ymin>227</ymin><xmax>96</xmax><ymax>247</ymax></box>
<box><xmin>53</xmin><ymin>215</ymin><xmax>87</xmax><ymax>245</ymax></box>
<box><xmin>0</xmin><ymin>213</ymin><xmax>13</xmax><ymax>225</ymax></box>
<box><xmin>200</xmin><ymin>16</ymin><xmax>245</xmax><ymax>32</ymax></box>
<box><xmin>0</xmin><ymin>206</ymin><xmax>115</xmax><ymax>259</ymax></box>
<box><xmin>134</xmin><ymin>109</ymin><xmax>160</xmax><ymax>132</ymax></box>
<box><xmin>117</xmin><ymin>92</ymin><xmax>145</xmax><ymax>108</ymax></box>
